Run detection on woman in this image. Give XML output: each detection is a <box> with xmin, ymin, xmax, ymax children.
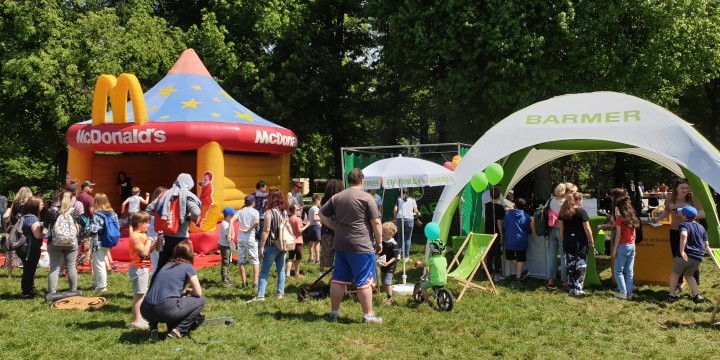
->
<box><xmin>14</xmin><ymin>196</ymin><xmax>45</xmax><ymax>298</ymax></box>
<box><xmin>82</xmin><ymin>193</ymin><xmax>119</xmax><ymax>292</ymax></box>
<box><xmin>545</xmin><ymin>183</ymin><xmax>567</xmax><ymax>289</ymax></box>
<box><xmin>141</xmin><ymin>240</ymin><xmax>205</xmax><ymax>340</ymax></box>
<box><xmin>148</xmin><ymin>187</ymin><xmax>167</xmax><ymax>278</ymax></box>
<box><xmin>249</xmin><ymin>189</ymin><xmax>293</xmax><ymax>302</ymax></box>
<box><xmin>394</xmin><ymin>188</ymin><xmax>420</xmax><ymax>261</ymax></box>
<box><xmin>652</xmin><ymin>179</ymin><xmax>705</xmax><ymax>289</ymax></box>
<box><xmin>2</xmin><ymin>187</ymin><xmax>33</xmax><ymax>278</ymax></box>
<box><xmin>43</xmin><ymin>190</ymin><xmax>81</xmax><ymax>294</ymax></box>
<box><xmin>558</xmin><ymin>192</ymin><xmax>594</xmax><ymax>296</ymax></box>
<box><xmin>117</xmin><ymin>171</ymin><xmax>133</xmax><ymax>204</ymax></box>
<box><xmin>612</xmin><ymin>193</ymin><xmax>639</xmax><ymax>300</ymax></box>
<box><xmin>319</xmin><ymin>179</ymin><xmax>345</xmax><ymax>272</ymax></box>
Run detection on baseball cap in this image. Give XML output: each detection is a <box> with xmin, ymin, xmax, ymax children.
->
<box><xmin>66</xmin><ymin>184</ymin><xmax>77</xmax><ymax>193</ymax></box>
<box><xmin>677</xmin><ymin>206</ymin><xmax>697</xmax><ymax>219</ymax></box>
<box><xmin>245</xmin><ymin>194</ymin><xmax>256</xmax><ymax>205</ymax></box>
<box><xmin>81</xmin><ymin>180</ymin><xmax>95</xmax><ymax>188</ymax></box>
<box><xmin>223</xmin><ymin>207</ymin><xmax>235</xmax><ymax>218</ymax></box>
<box><xmin>292</xmin><ymin>181</ymin><xmax>301</xmax><ymax>187</ymax></box>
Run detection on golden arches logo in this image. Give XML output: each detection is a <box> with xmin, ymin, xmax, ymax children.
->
<box><xmin>91</xmin><ymin>73</ymin><xmax>148</xmax><ymax>126</ymax></box>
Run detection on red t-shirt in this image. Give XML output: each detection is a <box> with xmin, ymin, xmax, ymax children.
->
<box><xmin>77</xmin><ymin>192</ymin><xmax>94</xmax><ymax>217</ymax></box>
<box><xmin>615</xmin><ymin>215</ymin><xmax>636</xmax><ymax>245</ymax></box>
<box><xmin>289</xmin><ymin>216</ymin><xmax>303</xmax><ymax>244</ymax></box>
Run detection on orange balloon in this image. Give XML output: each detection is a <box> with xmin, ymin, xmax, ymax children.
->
<box><xmin>450</xmin><ymin>162</ymin><xmax>458</xmax><ymax>171</ymax></box>
<box><xmin>452</xmin><ymin>155</ymin><xmax>462</xmax><ymax>162</ymax></box>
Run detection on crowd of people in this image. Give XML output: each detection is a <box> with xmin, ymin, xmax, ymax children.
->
<box><xmin>0</xmin><ymin>171</ymin><xmax>714</xmax><ymax>340</ymax></box>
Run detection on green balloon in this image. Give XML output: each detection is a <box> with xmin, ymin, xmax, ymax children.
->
<box><xmin>485</xmin><ymin>163</ymin><xmax>504</xmax><ymax>185</ymax></box>
<box><xmin>471</xmin><ymin>172</ymin><xmax>488</xmax><ymax>192</ymax></box>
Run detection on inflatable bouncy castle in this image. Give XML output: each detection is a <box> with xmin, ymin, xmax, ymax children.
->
<box><xmin>65</xmin><ymin>49</ymin><xmax>297</xmax><ymax>257</ymax></box>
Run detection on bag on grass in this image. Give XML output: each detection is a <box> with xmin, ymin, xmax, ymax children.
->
<box><xmin>52</xmin><ymin>211</ymin><xmax>79</xmax><ymax>248</ymax></box>
<box><xmin>95</xmin><ymin>211</ymin><xmax>120</xmax><ymax>248</ymax></box>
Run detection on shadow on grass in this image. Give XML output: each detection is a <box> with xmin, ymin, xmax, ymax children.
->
<box><xmin>662</xmin><ymin>319</ymin><xmax>720</xmax><ymax>329</ymax></box>
<box><xmin>118</xmin><ymin>331</ymin><xmax>154</xmax><ymax>344</ymax></box>
<box><xmin>68</xmin><ymin>319</ymin><xmax>126</xmax><ymax>330</ymax></box>
<box><xmin>257</xmin><ymin>309</ymin><xmax>348</xmax><ymax>323</ymax></box>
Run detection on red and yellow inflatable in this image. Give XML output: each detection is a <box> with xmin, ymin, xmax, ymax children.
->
<box><xmin>65</xmin><ymin>49</ymin><xmax>296</xmax><ymax>258</ymax></box>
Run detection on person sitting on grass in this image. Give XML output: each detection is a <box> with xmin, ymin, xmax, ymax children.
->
<box><xmin>377</xmin><ymin>221</ymin><xmax>399</xmax><ymax>304</ymax></box>
<box><xmin>128</xmin><ymin>211</ymin><xmax>156</xmax><ymax>330</ymax></box>
<box><xmin>414</xmin><ymin>239</ymin><xmax>448</xmax><ymax>304</ymax></box>
<box><xmin>667</xmin><ymin>206</ymin><xmax>709</xmax><ymax>303</ymax></box>
<box><xmin>502</xmin><ymin>198</ymin><xmax>532</xmax><ymax>281</ymax></box>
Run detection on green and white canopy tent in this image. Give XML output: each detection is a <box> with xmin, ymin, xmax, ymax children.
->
<box><xmin>432</xmin><ymin>91</ymin><xmax>720</xmax><ymax>246</ymax></box>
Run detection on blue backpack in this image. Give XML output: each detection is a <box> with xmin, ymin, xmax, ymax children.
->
<box><xmin>95</xmin><ymin>211</ymin><xmax>120</xmax><ymax>248</ymax></box>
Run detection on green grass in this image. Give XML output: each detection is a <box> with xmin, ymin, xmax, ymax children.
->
<box><xmin>2</xmin><ymin>244</ymin><xmax>720</xmax><ymax>359</ymax></box>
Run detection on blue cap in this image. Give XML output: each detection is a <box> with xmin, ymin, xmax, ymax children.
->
<box><xmin>223</xmin><ymin>207</ymin><xmax>235</xmax><ymax>218</ymax></box>
<box><xmin>677</xmin><ymin>206</ymin><xmax>697</xmax><ymax>219</ymax></box>
<box><xmin>244</xmin><ymin>194</ymin><xmax>256</xmax><ymax>205</ymax></box>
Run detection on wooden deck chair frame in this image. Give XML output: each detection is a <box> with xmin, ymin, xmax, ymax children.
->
<box><xmin>446</xmin><ymin>232</ymin><xmax>499</xmax><ymax>301</ymax></box>
<box><xmin>709</xmin><ymin>248</ymin><xmax>720</xmax><ymax>324</ymax></box>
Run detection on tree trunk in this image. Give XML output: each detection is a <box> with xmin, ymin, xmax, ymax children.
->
<box><xmin>533</xmin><ymin>163</ymin><xmax>552</xmax><ymax>200</ymax></box>
<box><xmin>704</xmin><ymin>78</ymin><xmax>720</xmax><ymax>147</ymax></box>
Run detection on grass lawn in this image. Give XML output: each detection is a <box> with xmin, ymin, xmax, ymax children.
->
<box><xmin>1</xmin><ymin>244</ymin><xmax>720</xmax><ymax>359</ymax></box>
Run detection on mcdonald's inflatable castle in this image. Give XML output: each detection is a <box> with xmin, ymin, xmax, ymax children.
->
<box><xmin>65</xmin><ymin>49</ymin><xmax>296</xmax><ymax>258</ymax></box>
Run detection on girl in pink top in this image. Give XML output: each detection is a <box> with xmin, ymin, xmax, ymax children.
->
<box><xmin>286</xmin><ymin>204</ymin><xmax>309</xmax><ymax>278</ymax></box>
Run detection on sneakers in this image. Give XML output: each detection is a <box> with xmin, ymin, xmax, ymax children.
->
<box><xmin>148</xmin><ymin>329</ymin><xmax>159</xmax><ymax>341</ymax></box>
<box><xmin>668</xmin><ymin>293</ymin><xmax>680</xmax><ymax>302</ymax></box>
<box><xmin>693</xmin><ymin>294</ymin><xmax>704</xmax><ymax>303</ymax></box>
<box><xmin>519</xmin><ymin>269</ymin><xmax>530</xmax><ymax>281</ymax></box>
<box><xmin>574</xmin><ymin>289</ymin><xmax>586</xmax><ymax>297</ymax></box>
<box><xmin>246</xmin><ymin>297</ymin><xmax>265</xmax><ymax>303</ymax></box>
<box><xmin>129</xmin><ymin>320</ymin><xmax>150</xmax><ymax>330</ymax></box>
<box><xmin>328</xmin><ymin>311</ymin><xmax>340</xmax><ymax>322</ymax></box>
<box><xmin>613</xmin><ymin>292</ymin><xmax>627</xmax><ymax>300</ymax></box>
<box><xmin>362</xmin><ymin>314</ymin><xmax>383</xmax><ymax>324</ymax></box>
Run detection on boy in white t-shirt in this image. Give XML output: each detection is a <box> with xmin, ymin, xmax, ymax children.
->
<box><xmin>229</xmin><ymin>194</ymin><xmax>260</xmax><ymax>288</ymax></box>
<box><xmin>307</xmin><ymin>195</ymin><xmax>322</xmax><ymax>264</ymax></box>
<box><xmin>121</xmin><ymin>187</ymin><xmax>149</xmax><ymax>232</ymax></box>
<box><xmin>219</xmin><ymin>207</ymin><xmax>236</xmax><ymax>286</ymax></box>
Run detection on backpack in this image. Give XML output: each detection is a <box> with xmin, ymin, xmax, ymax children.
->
<box><xmin>532</xmin><ymin>198</ymin><xmax>552</xmax><ymax>237</ymax></box>
<box><xmin>154</xmin><ymin>190</ymin><xmax>180</xmax><ymax>234</ymax></box>
<box><xmin>271</xmin><ymin>209</ymin><xmax>296</xmax><ymax>252</ymax></box>
<box><xmin>52</xmin><ymin>211</ymin><xmax>79</xmax><ymax>248</ymax></box>
<box><xmin>1</xmin><ymin>214</ymin><xmax>31</xmax><ymax>252</ymax></box>
<box><xmin>95</xmin><ymin>211</ymin><xmax>120</xmax><ymax>248</ymax></box>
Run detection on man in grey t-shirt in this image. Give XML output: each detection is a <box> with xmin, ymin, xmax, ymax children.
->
<box><xmin>320</xmin><ymin>168</ymin><xmax>383</xmax><ymax>324</ymax></box>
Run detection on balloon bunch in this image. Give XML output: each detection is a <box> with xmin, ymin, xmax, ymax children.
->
<box><xmin>470</xmin><ymin>163</ymin><xmax>504</xmax><ymax>192</ymax></box>
<box><xmin>443</xmin><ymin>155</ymin><xmax>463</xmax><ymax>171</ymax></box>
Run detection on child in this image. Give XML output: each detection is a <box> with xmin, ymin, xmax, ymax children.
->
<box><xmin>377</xmin><ymin>221</ymin><xmax>399</xmax><ymax>304</ymax></box>
<box><xmin>414</xmin><ymin>239</ymin><xmax>448</xmax><ymax>303</ymax></box>
<box><xmin>612</xmin><ymin>194</ymin><xmax>639</xmax><ymax>300</ymax></box>
<box><xmin>287</xmin><ymin>204</ymin><xmax>309</xmax><ymax>278</ymax></box>
<box><xmin>121</xmin><ymin>187</ymin><xmax>149</xmax><ymax>234</ymax></box>
<box><xmin>128</xmin><ymin>211</ymin><xmax>155</xmax><ymax>330</ymax></box>
<box><xmin>307</xmin><ymin>195</ymin><xmax>322</xmax><ymax>264</ymax></box>
<box><xmin>229</xmin><ymin>194</ymin><xmax>260</xmax><ymax>288</ymax></box>
<box><xmin>219</xmin><ymin>207</ymin><xmax>236</xmax><ymax>286</ymax></box>
<box><xmin>502</xmin><ymin>198</ymin><xmax>532</xmax><ymax>281</ymax></box>
<box><xmin>484</xmin><ymin>186</ymin><xmax>506</xmax><ymax>281</ymax></box>
<box><xmin>668</xmin><ymin>206</ymin><xmax>709</xmax><ymax>303</ymax></box>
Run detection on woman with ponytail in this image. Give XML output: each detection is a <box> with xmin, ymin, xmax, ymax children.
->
<box><xmin>558</xmin><ymin>192</ymin><xmax>594</xmax><ymax>296</ymax></box>
<box><xmin>612</xmin><ymin>193</ymin><xmax>639</xmax><ymax>300</ymax></box>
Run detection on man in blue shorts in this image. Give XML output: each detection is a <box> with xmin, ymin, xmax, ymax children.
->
<box><xmin>319</xmin><ymin>168</ymin><xmax>383</xmax><ymax>324</ymax></box>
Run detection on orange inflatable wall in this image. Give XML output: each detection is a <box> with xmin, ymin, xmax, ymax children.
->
<box><xmin>223</xmin><ymin>153</ymin><xmax>286</xmax><ymax>210</ymax></box>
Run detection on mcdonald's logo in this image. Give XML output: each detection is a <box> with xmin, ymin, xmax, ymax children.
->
<box><xmin>91</xmin><ymin>73</ymin><xmax>148</xmax><ymax>126</ymax></box>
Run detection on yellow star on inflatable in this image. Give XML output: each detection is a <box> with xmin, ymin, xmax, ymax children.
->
<box><xmin>160</xmin><ymin>115</ymin><xmax>170</xmax><ymax>119</ymax></box>
<box><xmin>211</xmin><ymin>112</ymin><xmax>221</xmax><ymax>118</ymax></box>
<box><xmin>159</xmin><ymin>85</ymin><xmax>177</xmax><ymax>97</ymax></box>
<box><xmin>212</xmin><ymin>97</ymin><xmax>221</xmax><ymax>102</ymax></box>
<box><xmin>149</xmin><ymin>106</ymin><xmax>158</xmax><ymax>112</ymax></box>
<box><xmin>220</xmin><ymin>90</ymin><xmax>232</xmax><ymax>99</ymax></box>
<box><xmin>193</xmin><ymin>84</ymin><xmax>202</xmax><ymax>90</ymax></box>
<box><xmin>181</xmin><ymin>98</ymin><xmax>202</xmax><ymax>109</ymax></box>
<box><xmin>234</xmin><ymin>111</ymin><xmax>254</xmax><ymax>121</ymax></box>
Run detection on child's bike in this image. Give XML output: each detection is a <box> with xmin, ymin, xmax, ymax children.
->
<box><xmin>412</xmin><ymin>278</ymin><xmax>455</xmax><ymax>312</ymax></box>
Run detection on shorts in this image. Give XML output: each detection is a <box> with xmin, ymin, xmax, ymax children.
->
<box><xmin>238</xmin><ymin>237</ymin><xmax>259</xmax><ymax>265</ymax></box>
<box><xmin>380</xmin><ymin>271</ymin><xmax>394</xmax><ymax>286</ymax></box>
<box><xmin>288</xmin><ymin>244</ymin><xmax>303</xmax><ymax>260</ymax></box>
<box><xmin>331</xmin><ymin>250</ymin><xmax>376</xmax><ymax>289</ymax></box>
<box><xmin>308</xmin><ymin>225</ymin><xmax>321</xmax><ymax>242</ymax></box>
<box><xmin>672</xmin><ymin>256</ymin><xmax>701</xmax><ymax>277</ymax></box>
<box><xmin>505</xmin><ymin>249</ymin><xmax>527</xmax><ymax>262</ymax></box>
<box><xmin>129</xmin><ymin>266</ymin><xmax>149</xmax><ymax>294</ymax></box>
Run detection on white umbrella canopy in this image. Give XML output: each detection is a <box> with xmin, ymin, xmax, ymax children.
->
<box><xmin>362</xmin><ymin>155</ymin><xmax>455</xmax><ymax>189</ymax></box>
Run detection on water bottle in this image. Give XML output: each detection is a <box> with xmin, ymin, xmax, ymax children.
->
<box><xmin>156</xmin><ymin>231</ymin><xmax>164</xmax><ymax>252</ymax></box>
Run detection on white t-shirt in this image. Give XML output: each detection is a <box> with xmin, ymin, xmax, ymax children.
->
<box><xmin>127</xmin><ymin>195</ymin><xmax>143</xmax><ymax>213</ymax></box>
<box><xmin>236</xmin><ymin>206</ymin><xmax>260</xmax><ymax>242</ymax></box>
<box><xmin>396</xmin><ymin>197</ymin><xmax>417</xmax><ymax>219</ymax></box>
<box><xmin>288</xmin><ymin>191</ymin><xmax>303</xmax><ymax>209</ymax></box>
<box><xmin>308</xmin><ymin>205</ymin><xmax>320</xmax><ymax>226</ymax></box>
<box><xmin>549</xmin><ymin>196</ymin><xmax>564</xmax><ymax>213</ymax></box>
<box><xmin>218</xmin><ymin>220</ymin><xmax>231</xmax><ymax>247</ymax></box>
<box><xmin>374</xmin><ymin>194</ymin><xmax>382</xmax><ymax>209</ymax></box>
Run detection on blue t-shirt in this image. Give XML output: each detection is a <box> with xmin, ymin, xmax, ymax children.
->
<box><xmin>22</xmin><ymin>215</ymin><xmax>43</xmax><ymax>245</ymax></box>
<box><xmin>679</xmin><ymin>220</ymin><xmax>707</xmax><ymax>262</ymax></box>
<box><xmin>502</xmin><ymin>210</ymin><xmax>532</xmax><ymax>251</ymax></box>
<box><xmin>144</xmin><ymin>262</ymin><xmax>196</xmax><ymax>305</ymax></box>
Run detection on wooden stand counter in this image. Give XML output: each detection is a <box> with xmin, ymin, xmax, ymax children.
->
<box><xmin>633</xmin><ymin>222</ymin><xmax>672</xmax><ymax>285</ymax></box>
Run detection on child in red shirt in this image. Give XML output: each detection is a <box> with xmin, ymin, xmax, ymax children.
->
<box><xmin>286</xmin><ymin>204</ymin><xmax>309</xmax><ymax>278</ymax></box>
